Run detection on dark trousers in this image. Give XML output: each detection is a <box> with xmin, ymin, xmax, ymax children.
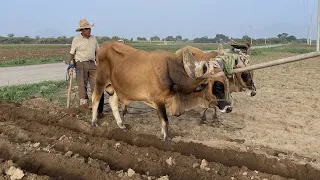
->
<box><xmin>75</xmin><ymin>60</ymin><xmax>104</xmax><ymax>113</ymax></box>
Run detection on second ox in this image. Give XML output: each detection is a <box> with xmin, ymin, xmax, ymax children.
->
<box><xmin>175</xmin><ymin>43</ymin><xmax>256</xmax><ymax>123</ymax></box>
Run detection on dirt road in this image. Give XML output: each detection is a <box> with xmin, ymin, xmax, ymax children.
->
<box><xmin>0</xmin><ymin>63</ymin><xmax>66</xmax><ymax>86</ymax></box>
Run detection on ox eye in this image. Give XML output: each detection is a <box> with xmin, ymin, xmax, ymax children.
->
<box><xmin>235</xmin><ymin>59</ymin><xmax>238</xmax><ymax>65</ymax></box>
<box><xmin>241</xmin><ymin>73</ymin><xmax>248</xmax><ymax>80</ymax></box>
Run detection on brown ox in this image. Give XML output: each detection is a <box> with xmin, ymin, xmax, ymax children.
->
<box><xmin>91</xmin><ymin>41</ymin><xmax>232</xmax><ymax>141</ymax></box>
<box><xmin>175</xmin><ymin>44</ymin><xmax>256</xmax><ymax>123</ymax></box>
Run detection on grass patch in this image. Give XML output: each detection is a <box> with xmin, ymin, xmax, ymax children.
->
<box><xmin>0</xmin><ymin>56</ymin><xmax>68</xmax><ymax>67</ymax></box>
<box><xmin>251</xmin><ymin>48</ymin><xmax>266</xmax><ymax>56</ymax></box>
<box><xmin>253</xmin><ymin>45</ymin><xmax>315</xmax><ymax>54</ymax></box>
<box><xmin>0</xmin><ymin>80</ymin><xmax>70</xmax><ymax>106</ymax></box>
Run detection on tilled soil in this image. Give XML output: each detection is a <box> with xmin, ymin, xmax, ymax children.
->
<box><xmin>0</xmin><ymin>48</ymin><xmax>68</xmax><ymax>61</ymax></box>
<box><xmin>0</xmin><ymin>101</ymin><xmax>302</xmax><ymax>180</ymax></box>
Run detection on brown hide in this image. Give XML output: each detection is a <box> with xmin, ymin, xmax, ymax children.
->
<box><xmin>175</xmin><ymin>46</ymin><xmax>219</xmax><ymax>61</ymax></box>
<box><xmin>95</xmin><ymin>41</ymin><xmax>230</xmax><ymax>116</ymax></box>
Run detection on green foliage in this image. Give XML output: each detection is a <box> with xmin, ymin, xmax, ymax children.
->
<box><xmin>251</xmin><ymin>49</ymin><xmax>265</xmax><ymax>56</ymax></box>
<box><xmin>175</xmin><ymin>35</ymin><xmax>182</xmax><ymax>42</ymax></box>
<box><xmin>150</xmin><ymin>36</ymin><xmax>160</xmax><ymax>41</ymax></box>
<box><xmin>165</xmin><ymin>36</ymin><xmax>175</xmax><ymax>41</ymax></box>
<box><xmin>0</xmin><ymin>56</ymin><xmax>68</xmax><ymax>67</ymax></box>
<box><xmin>251</xmin><ymin>44</ymin><xmax>315</xmax><ymax>55</ymax></box>
<box><xmin>0</xmin><ymin>32</ymin><xmax>307</xmax><ymax>45</ymax></box>
<box><xmin>137</xmin><ymin>37</ymin><xmax>147</xmax><ymax>41</ymax></box>
<box><xmin>0</xmin><ymin>80</ymin><xmax>67</xmax><ymax>103</ymax></box>
<box><xmin>242</xmin><ymin>35</ymin><xmax>251</xmax><ymax>42</ymax></box>
<box><xmin>193</xmin><ymin>36</ymin><xmax>214</xmax><ymax>43</ymax></box>
<box><xmin>277</xmin><ymin>33</ymin><xmax>289</xmax><ymax>38</ymax></box>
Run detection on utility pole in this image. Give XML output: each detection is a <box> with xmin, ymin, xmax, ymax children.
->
<box><xmin>307</xmin><ymin>27</ymin><xmax>309</xmax><ymax>44</ymax></box>
<box><xmin>317</xmin><ymin>0</ymin><xmax>320</xmax><ymax>51</ymax></box>
<box><xmin>309</xmin><ymin>14</ymin><xmax>313</xmax><ymax>45</ymax></box>
<box><xmin>249</xmin><ymin>26</ymin><xmax>253</xmax><ymax>45</ymax></box>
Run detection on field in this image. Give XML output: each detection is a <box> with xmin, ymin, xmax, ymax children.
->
<box><xmin>0</xmin><ymin>43</ymin><xmax>219</xmax><ymax>67</ymax></box>
<box><xmin>0</xmin><ymin>43</ymin><xmax>319</xmax><ymax>180</ymax></box>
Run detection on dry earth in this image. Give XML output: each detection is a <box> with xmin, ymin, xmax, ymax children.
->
<box><xmin>0</xmin><ymin>47</ymin><xmax>68</xmax><ymax>61</ymax></box>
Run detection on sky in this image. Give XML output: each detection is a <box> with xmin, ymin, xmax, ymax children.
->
<box><xmin>1</xmin><ymin>0</ymin><xmax>319</xmax><ymax>39</ymax></box>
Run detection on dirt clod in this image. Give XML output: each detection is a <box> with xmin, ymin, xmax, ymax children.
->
<box><xmin>5</xmin><ymin>166</ymin><xmax>25</xmax><ymax>180</ymax></box>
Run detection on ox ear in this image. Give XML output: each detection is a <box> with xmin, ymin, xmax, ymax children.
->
<box><xmin>183</xmin><ymin>48</ymin><xmax>199</xmax><ymax>79</ymax></box>
<box><xmin>183</xmin><ymin>48</ymin><xmax>222</xmax><ymax>79</ymax></box>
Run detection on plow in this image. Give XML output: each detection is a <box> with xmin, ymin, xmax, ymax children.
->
<box><xmin>225</xmin><ymin>43</ymin><xmax>320</xmax><ymax>75</ymax></box>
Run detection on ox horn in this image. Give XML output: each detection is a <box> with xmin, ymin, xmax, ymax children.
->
<box><xmin>228</xmin><ymin>51</ymin><xmax>320</xmax><ymax>75</ymax></box>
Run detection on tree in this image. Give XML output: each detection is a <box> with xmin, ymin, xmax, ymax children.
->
<box><xmin>277</xmin><ymin>33</ymin><xmax>288</xmax><ymax>39</ymax></box>
<box><xmin>182</xmin><ymin>38</ymin><xmax>189</xmax><ymax>42</ymax></box>
<box><xmin>137</xmin><ymin>37</ymin><xmax>147</xmax><ymax>41</ymax></box>
<box><xmin>175</xmin><ymin>35</ymin><xmax>182</xmax><ymax>42</ymax></box>
<box><xmin>150</xmin><ymin>36</ymin><xmax>160</xmax><ymax>41</ymax></box>
<box><xmin>165</xmin><ymin>36</ymin><xmax>175</xmax><ymax>41</ymax></box>
<box><xmin>8</xmin><ymin>33</ymin><xmax>14</xmax><ymax>37</ymax></box>
<box><xmin>193</xmin><ymin>36</ymin><xmax>214</xmax><ymax>43</ymax></box>
<box><xmin>111</xmin><ymin>36</ymin><xmax>121</xmax><ymax>41</ymax></box>
<box><xmin>286</xmin><ymin>35</ymin><xmax>297</xmax><ymax>42</ymax></box>
<box><xmin>242</xmin><ymin>35</ymin><xmax>251</xmax><ymax>42</ymax></box>
<box><xmin>214</xmin><ymin>34</ymin><xmax>229</xmax><ymax>43</ymax></box>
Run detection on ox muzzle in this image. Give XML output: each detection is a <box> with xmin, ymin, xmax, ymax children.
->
<box><xmin>211</xmin><ymin>81</ymin><xmax>232</xmax><ymax>113</ymax></box>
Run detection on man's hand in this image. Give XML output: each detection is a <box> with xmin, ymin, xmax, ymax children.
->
<box><xmin>64</xmin><ymin>54</ymin><xmax>75</xmax><ymax>65</ymax></box>
<box><xmin>64</xmin><ymin>60</ymin><xmax>71</xmax><ymax>65</ymax></box>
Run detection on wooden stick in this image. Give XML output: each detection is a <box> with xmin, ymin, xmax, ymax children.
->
<box><xmin>230</xmin><ymin>51</ymin><xmax>320</xmax><ymax>74</ymax></box>
<box><xmin>66</xmin><ymin>68</ymin><xmax>73</xmax><ymax>108</ymax></box>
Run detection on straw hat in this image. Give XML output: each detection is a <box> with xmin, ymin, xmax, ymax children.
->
<box><xmin>76</xmin><ymin>19</ymin><xmax>94</xmax><ymax>32</ymax></box>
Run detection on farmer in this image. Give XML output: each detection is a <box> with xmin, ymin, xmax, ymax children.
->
<box><xmin>65</xmin><ymin>19</ymin><xmax>104</xmax><ymax>118</ymax></box>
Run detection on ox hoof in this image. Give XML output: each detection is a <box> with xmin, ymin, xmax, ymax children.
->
<box><xmin>119</xmin><ymin>125</ymin><xmax>127</xmax><ymax>130</ymax></box>
<box><xmin>251</xmin><ymin>91</ymin><xmax>257</xmax><ymax>96</ymax></box>
<box><xmin>117</xmin><ymin>123</ymin><xmax>127</xmax><ymax>130</ymax></box>
<box><xmin>91</xmin><ymin>122</ymin><xmax>99</xmax><ymax>127</ymax></box>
